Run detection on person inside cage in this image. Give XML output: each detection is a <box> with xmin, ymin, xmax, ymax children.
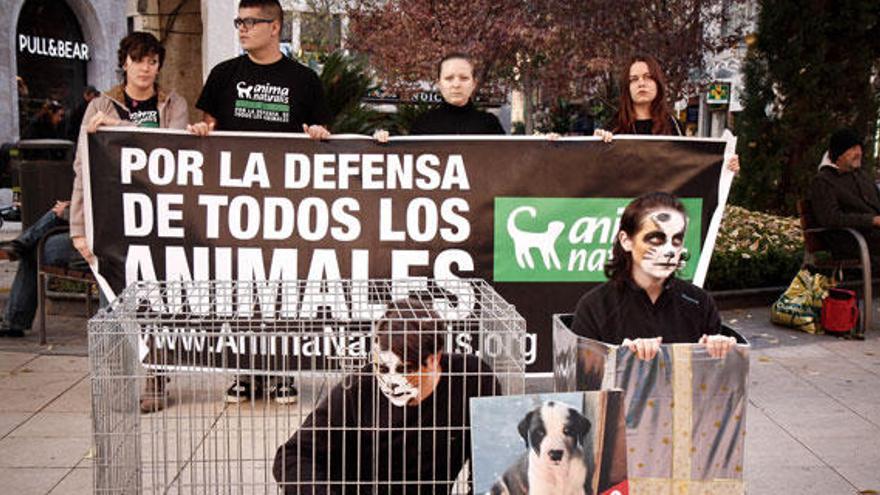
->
<box><xmin>570</xmin><ymin>192</ymin><xmax>738</xmax><ymax>361</ymax></box>
<box><xmin>273</xmin><ymin>297</ymin><xmax>500</xmax><ymax>494</ymax></box>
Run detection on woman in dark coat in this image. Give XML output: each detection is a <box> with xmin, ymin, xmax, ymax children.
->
<box><xmin>375</xmin><ymin>52</ymin><xmax>505</xmax><ymax>140</ymax></box>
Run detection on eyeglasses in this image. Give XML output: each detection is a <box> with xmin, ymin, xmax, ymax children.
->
<box><xmin>233</xmin><ymin>17</ymin><xmax>275</xmax><ymax>30</ymax></box>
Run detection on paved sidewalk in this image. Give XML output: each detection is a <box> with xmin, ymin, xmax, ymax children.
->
<box><xmin>0</xmin><ymin>305</ymin><xmax>879</xmax><ymax>493</ymax></box>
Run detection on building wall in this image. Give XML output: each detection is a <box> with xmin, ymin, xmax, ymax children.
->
<box><xmin>0</xmin><ymin>0</ymin><xmax>127</xmax><ymax>142</ymax></box>
<box><xmin>201</xmin><ymin>0</ymin><xmax>239</xmax><ymax>82</ymax></box>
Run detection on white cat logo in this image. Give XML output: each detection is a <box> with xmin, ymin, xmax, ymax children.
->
<box><xmin>506</xmin><ymin>206</ymin><xmax>564</xmax><ymax>270</ymax></box>
<box><xmin>236</xmin><ymin>81</ymin><xmax>253</xmax><ymax>99</ymax></box>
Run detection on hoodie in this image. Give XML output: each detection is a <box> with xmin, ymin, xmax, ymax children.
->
<box><xmin>69</xmin><ymin>84</ymin><xmax>188</xmax><ymax>238</ymax></box>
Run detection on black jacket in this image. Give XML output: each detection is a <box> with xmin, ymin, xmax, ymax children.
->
<box><xmin>571</xmin><ymin>277</ymin><xmax>721</xmax><ymax>345</ymax></box>
<box><xmin>273</xmin><ymin>353</ymin><xmax>499</xmax><ymax>494</ymax></box>
<box><xmin>409</xmin><ymin>101</ymin><xmax>504</xmax><ymax>135</ymax></box>
<box><xmin>809</xmin><ymin>164</ymin><xmax>880</xmax><ymax>260</ymax></box>
<box><xmin>810</xmin><ymin>165</ymin><xmax>880</xmax><ymax>231</ymax></box>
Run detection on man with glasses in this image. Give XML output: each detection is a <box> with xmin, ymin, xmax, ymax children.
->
<box><xmin>190</xmin><ymin>0</ymin><xmax>331</xmax><ymax>138</ymax></box>
<box><xmin>191</xmin><ymin>0</ymin><xmax>332</xmax><ymax>404</ymax></box>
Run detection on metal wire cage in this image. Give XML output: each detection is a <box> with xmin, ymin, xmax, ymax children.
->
<box><xmin>90</xmin><ymin>279</ymin><xmax>527</xmax><ymax>494</ymax></box>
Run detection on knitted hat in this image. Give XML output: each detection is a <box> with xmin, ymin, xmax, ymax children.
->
<box><xmin>829</xmin><ymin>128</ymin><xmax>861</xmax><ymax>162</ymax></box>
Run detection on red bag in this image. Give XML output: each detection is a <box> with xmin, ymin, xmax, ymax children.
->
<box><xmin>821</xmin><ymin>288</ymin><xmax>859</xmax><ymax>334</ymax></box>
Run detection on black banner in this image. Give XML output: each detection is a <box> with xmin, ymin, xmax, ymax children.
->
<box><xmin>85</xmin><ymin>130</ymin><xmax>733</xmax><ymax>371</ymax></box>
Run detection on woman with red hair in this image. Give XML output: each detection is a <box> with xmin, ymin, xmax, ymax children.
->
<box><xmin>595</xmin><ymin>55</ymin><xmax>739</xmax><ymax>170</ymax></box>
<box><xmin>610</xmin><ymin>55</ymin><xmax>680</xmax><ymax>136</ymax></box>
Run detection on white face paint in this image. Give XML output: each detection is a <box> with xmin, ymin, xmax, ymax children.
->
<box><xmin>632</xmin><ymin>208</ymin><xmax>687</xmax><ymax>280</ymax></box>
<box><xmin>373</xmin><ymin>345</ymin><xmax>419</xmax><ymax>407</ymax></box>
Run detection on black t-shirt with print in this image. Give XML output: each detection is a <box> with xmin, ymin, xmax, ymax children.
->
<box><xmin>122</xmin><ymin>93</ymin><xmax>159</xmax><ymax>128</ymax></box>
<box><xmin>196</xmin><ymin>55</ymin><xmax>332</xmax><ymax>132</ymax></box>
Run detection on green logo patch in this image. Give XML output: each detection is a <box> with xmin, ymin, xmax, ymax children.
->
<box><xmin>493</xmin><ymin>197</ymin><xmax>702</xmax><ymax>282</ymax></box>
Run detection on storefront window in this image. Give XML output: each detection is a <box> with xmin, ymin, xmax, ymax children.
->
<box><xmin>16</xmin><ymin>0</ymin><xmax>88</xmax><ymax>139</ymax></box>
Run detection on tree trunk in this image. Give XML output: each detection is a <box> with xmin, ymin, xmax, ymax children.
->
<box><xmin>524</xmin><ymin>71</ymin><xmax>534</xmax><ymax>135</ymax></box>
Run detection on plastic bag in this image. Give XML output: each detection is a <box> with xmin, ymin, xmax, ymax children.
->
<box><xmin>770</xmin><ymin>268</ymin><xmax>833</xmax><ymax>334</ymax></box>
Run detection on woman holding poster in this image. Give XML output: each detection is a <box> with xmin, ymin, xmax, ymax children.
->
<box><xmin>593</xmin><ymin>54</ymin><xmax>740</xmax><ymax>171</ymax></box>
<box><xmin>570</xmin><ymin>192</ymin><xmax>737</xmax><ymax>361</ymax></box>
<box><xmin>71</xmin><ymin>31</ymin><xmax>188</xmax><ymax>264</ymax></box>
<box><xmin>69</xmin><ymin>31</ymin><xmax>189</xmax><ymax>413</ymax></box>
<box><xmin>374</xmin><ymin>52</ymin><xmax>505</xmax><ymax>139</ymax></box>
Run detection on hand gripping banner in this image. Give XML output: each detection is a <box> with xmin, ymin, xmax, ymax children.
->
<box><xmin>83</xmin><ymin>129</ymin><xmax>735</xmax><ymax>371</ymax></box>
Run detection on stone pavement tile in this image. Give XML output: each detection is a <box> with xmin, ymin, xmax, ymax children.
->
<box><xmin>0</xmin><ymin>372</ymin><xmax>84</xmax><ymax>413</ymax></box>
<box><xmin>42</xmin><ymin>377</ymin><xmax>91</xmax><ymax>413</ymax></box>
<box><xmin>10</xmin><ymin>412</ymin><xmax>92</xmax><ymax>439</ymax></box>
<box><xmin>797</xmin><ymin>429</ymin><xmax>880</xmax><ymax>465</ymax></box>
<box><xmin>775</xmin><ymin>425</ymin><xmax>880</xmax><ymax>483</ymax></box>
<box><xmin>757</xmin><ymin>395</ymin><xmax>854</xmax><ymax>426</ymax></box>
<box><xmin>744</xmin><ymin>407</ymin><xmax>858</xmax><ymax>493</ymax></box>
<box><xmin>746</xmin><ymin>465</ymin><xmax>857</xmax><ymax>495</ymax></box>
<box><xmin>0</xmin><ymin>436</ymin><xmax>90</xmax><ymax>468</ymax></box>
<box><xmin>751</xmin><ymin>351</ymin><xmax>880</xmax><ymax>427</ymax></box>
<box><xmin>19</xmin><ymin>355</ymin><xmax>89</xmax><ymax>374</ymax></box>
<box><xmin>790</xmin><ymin>374</ymin><xmax>880</xmax><ymax>422</ymax></box>
<box><xmin>818</xmin><ymin>339</ymin><xmax>880</xmax><ymax>374</ymax></box>
<box><xmin>48</xmin><ymin>466</ymin><xmax>92</xmax><ymax>495</ymax></box>
<box><xmin>0</xmin><ymin>467</ymin><xmax>70</xmax><ymax>495</ymax></box>
<box><xmin>744</xmin><ymin>404</ymin><xmax>826</xmax><ymax>468</ymax></box>
<box><xmin>832</xmin><ymin>462</ymin><xmax>880</xmax><ymax>493</ymax></box>
<box><xmin>747</xmin><ymin>356</ymin><xmax>799</xmax><ymax>389</ymax></box>
<box><xmin>768</xmin><ymin>345</ymin><xmax>880</xmax><ymax>377</ymax></box>
<box><xmin>762</xmin><ymin>407</ymin><xmax>875</xmax><ymax>441</ymax></box>
<box><xmin>759</xmin><ymin>341</ymin><xmax>839</xmax><ymax>360</ymax></box>
<box><xmin>0</xmin><ymin>351</ymin><xmax>36</xmax><ymax>372</ymax></box>
<box><xmin>748</xmin><ymin>362</ymin><xmax>844</xmax><ymax>414</ymax></box>
<box><xmin>0</xmin><ymin>412</ymin><xmax>30</xmax><ymax>438</ymax></box>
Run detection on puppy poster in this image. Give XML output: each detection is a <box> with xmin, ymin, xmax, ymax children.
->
<box><xmin>471</xmin><ymin>391</ymin><xmax>628</xmax><ymax>495</ymax></box>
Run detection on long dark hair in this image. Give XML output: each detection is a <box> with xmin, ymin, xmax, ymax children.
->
<box><xmin>605</xmin><ymin>192</ymin><xmax>688</xmax><ymax>284</ymax></box>
<box><xmin>611</xmin><ymin>54</ymin><xmax>674</xmax><ymax>135</ymax></box>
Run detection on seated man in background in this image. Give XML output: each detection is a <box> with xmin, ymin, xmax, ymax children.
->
<box><xmin>273</xmin><ymin>298</ymin><xmax>500</xmax><ymax>494</ymax></box>
<box><xmin>571</xmin><ymin>192</ymin><xmax>737</xmax><ymax>361</ymax></box>
<box><xmin>810</xmin><ymin>128</ymin><xmax>880</xmax><ymax>269</ymax></box>
<box><xmin>0</xmin><ymin>201</ymin><xmax>80</xmax><ymax>337</ymax></box>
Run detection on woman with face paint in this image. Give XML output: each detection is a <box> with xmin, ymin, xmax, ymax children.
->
<box><xmin>373</xmin><ymin>52</ymin><xmax>505</xmax><ymax>142</ymax></box>
<box><xmin>592</xmin><ymin>55</ymin><xmax>740</xmax><ymax>172</ymax></box>
<box><xmin>571</xmin><ymin>192</ymin><xmax>736</xmax><ymax>361</ymax></box>
<box><xmin>273</xmin><ymin>298</ymin><xmax>500</xmax><ymax>494</ymax></box>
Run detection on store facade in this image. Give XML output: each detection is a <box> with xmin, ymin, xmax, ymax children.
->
<box><xmin>0</xmin><ymin>0</ymin><xmax>126</xmax><ymax>142</ymax></box>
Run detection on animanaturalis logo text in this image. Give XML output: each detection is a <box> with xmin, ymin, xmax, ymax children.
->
<box><xmin>493</xmin><ymin>197</ymin><xmax>702</xmax><ymax>282</ymax></box>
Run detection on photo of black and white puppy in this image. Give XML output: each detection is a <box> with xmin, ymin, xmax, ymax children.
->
<box><xmin>490</xmin><ymin>401</ymin><xmax>591</xmax><ymax>495</ymax></box>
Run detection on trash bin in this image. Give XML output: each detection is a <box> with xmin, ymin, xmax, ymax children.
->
<box><xmin>13</xmin><ymin>139</ymin><xmax>75</xmax><ymax>228</ymax></box>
